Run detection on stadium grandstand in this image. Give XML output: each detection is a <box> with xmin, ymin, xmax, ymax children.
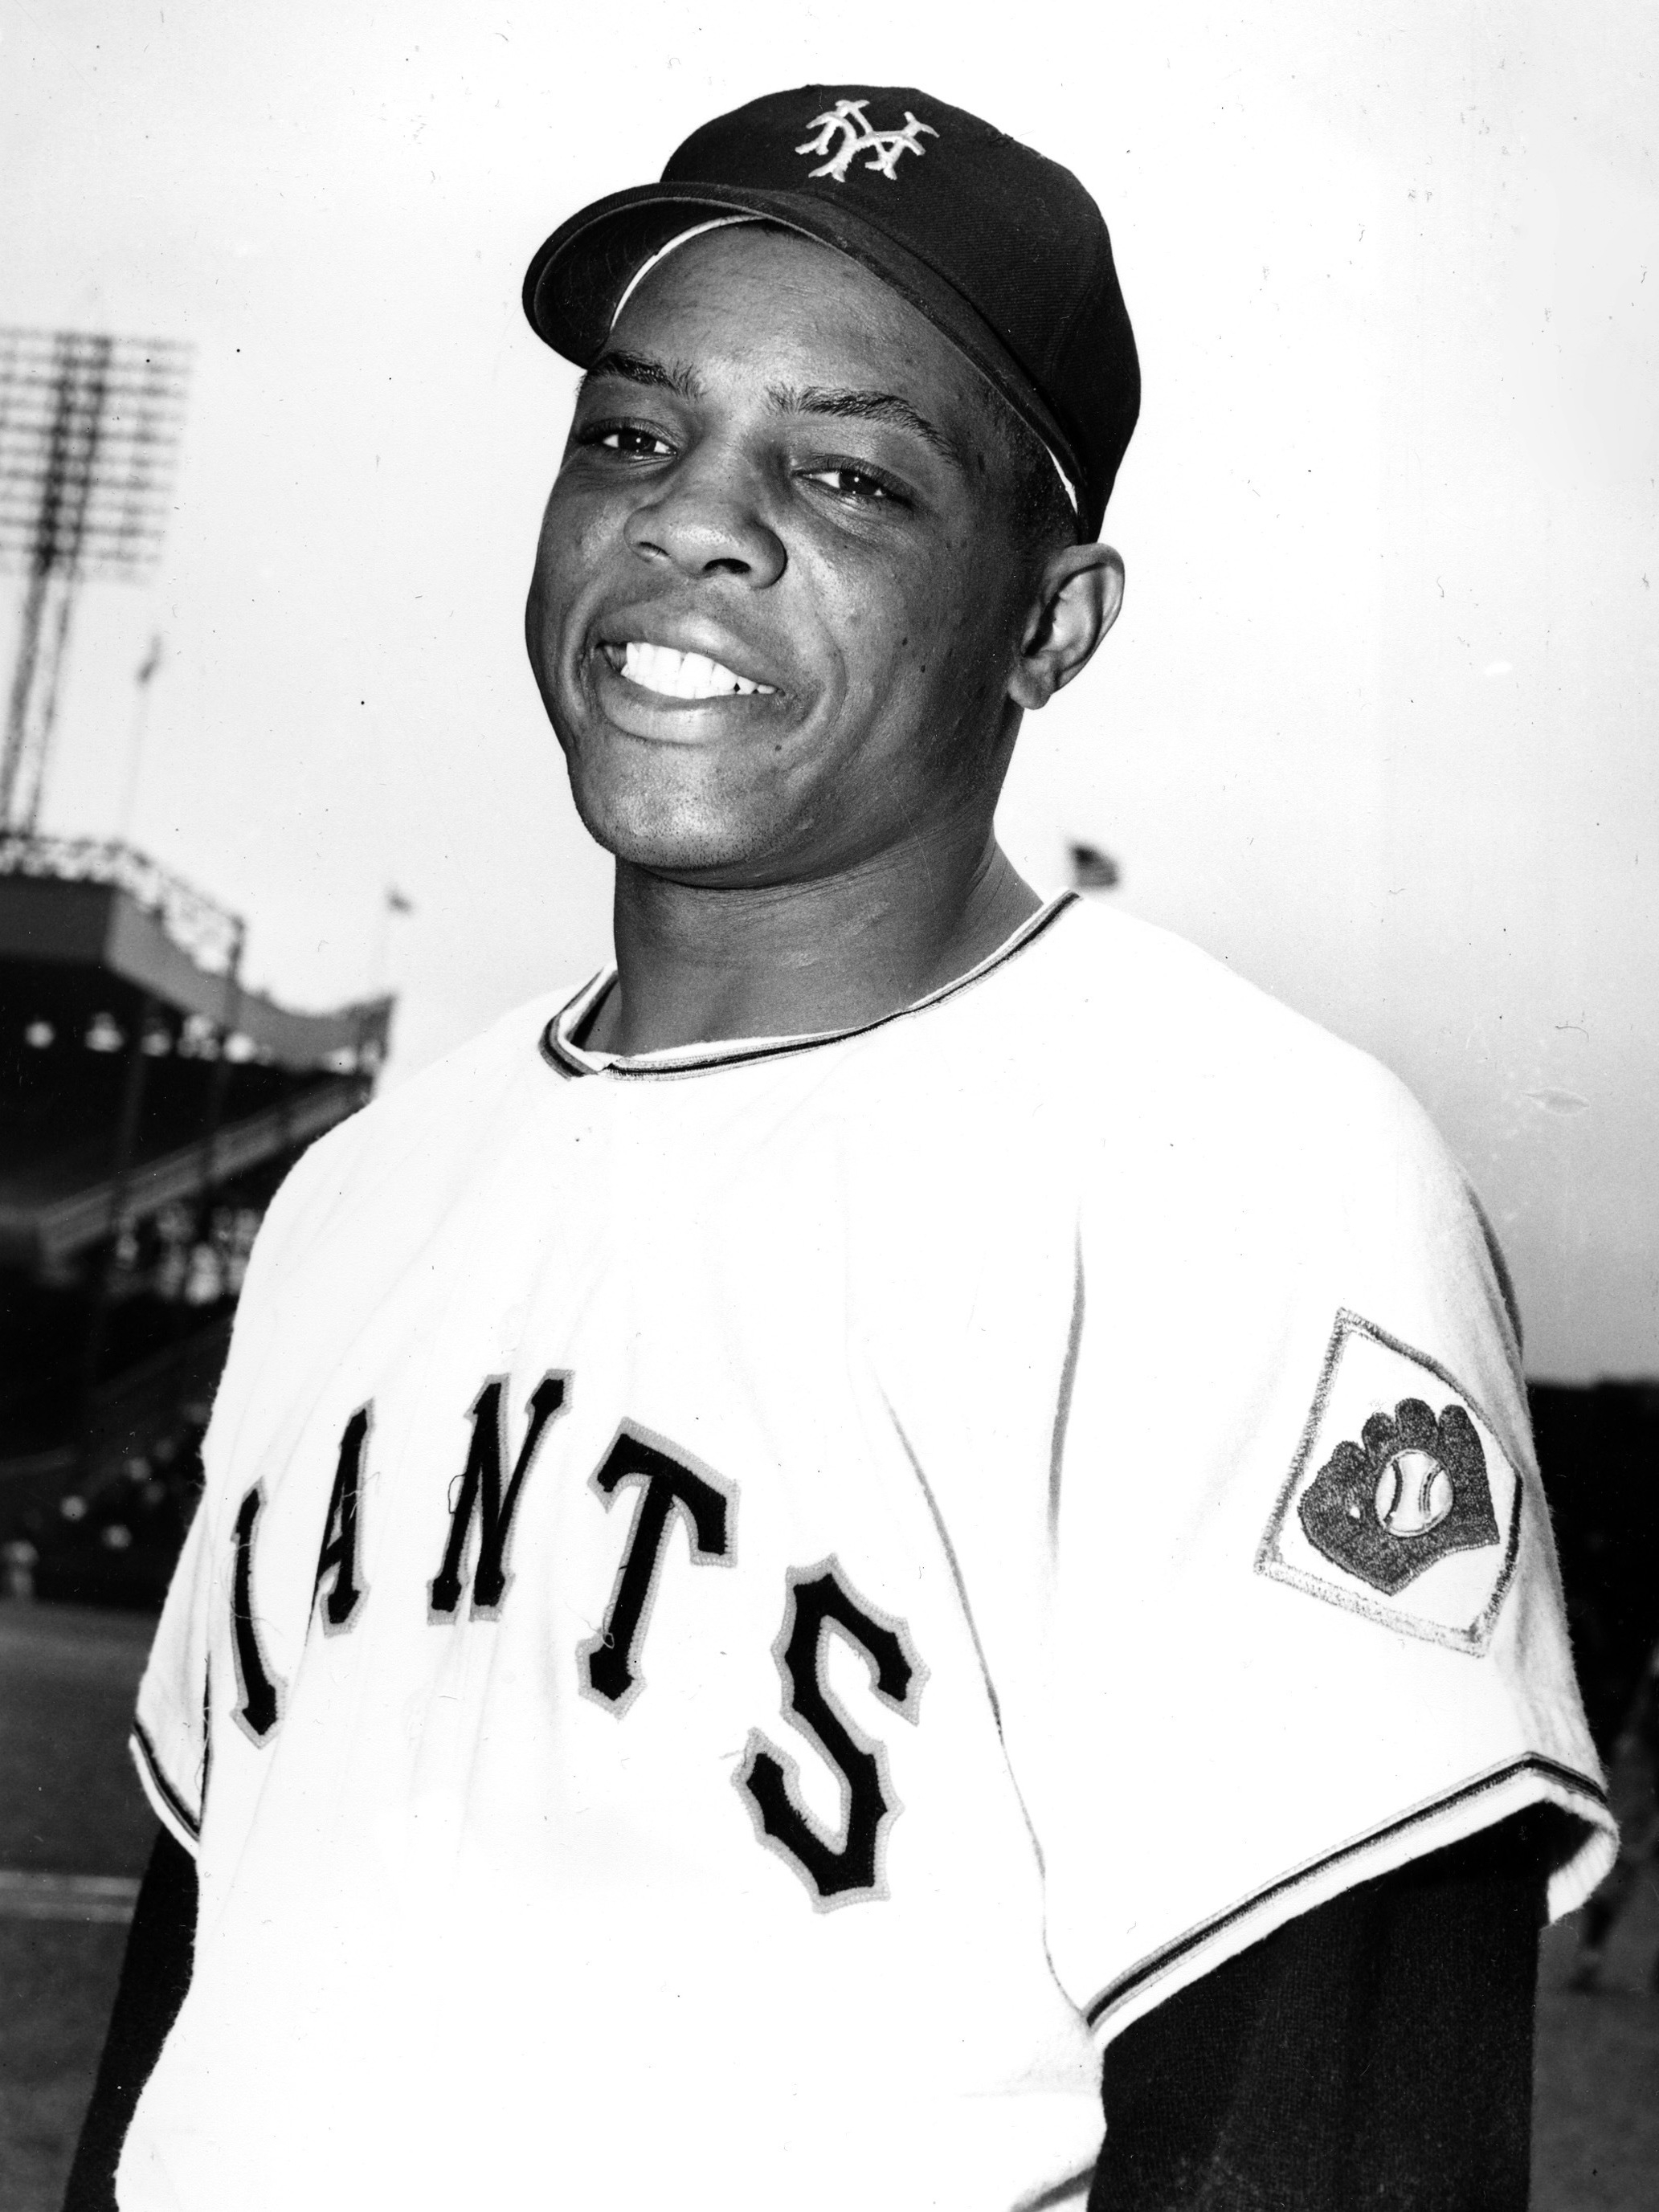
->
<box><xmin>0</xmin><ymin>832</ymin><xmax>390</xmax><ymax>1605</ymax></box>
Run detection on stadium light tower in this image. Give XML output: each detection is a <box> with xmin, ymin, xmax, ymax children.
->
<box><xmin>0</xmin><ymin>328</ymin><xmax>190</xmax><ymax>832</ymax></box>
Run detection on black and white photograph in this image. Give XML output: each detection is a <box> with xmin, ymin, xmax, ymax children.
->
<box><xmin>1</xmin><ymin>5</ymin><xmax>1654</xmax><ymax>2207</ymax></box>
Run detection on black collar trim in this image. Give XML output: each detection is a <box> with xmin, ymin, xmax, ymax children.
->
<box><xmin>539</xmin><ymin>890</ymin><xmax>1080</xmax><ymax>1083</ymax></box>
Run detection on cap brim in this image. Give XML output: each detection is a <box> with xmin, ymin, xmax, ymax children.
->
<box><xmin>523</xmin><ymin>181</ymin><xmax>1094</xmax><ymax>536</ymax></box>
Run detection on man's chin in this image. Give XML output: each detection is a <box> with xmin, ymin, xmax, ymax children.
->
<box><xmin>564</xmin><ymin>771</ymin><xmax>793</xmax><ymax>884</ymax></box>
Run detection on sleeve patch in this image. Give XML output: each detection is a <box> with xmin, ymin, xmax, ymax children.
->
<box><xmin>1256</xmin><ymin>1312</ymin><xmax>1522</xmax><ymax>1655</ymax></box>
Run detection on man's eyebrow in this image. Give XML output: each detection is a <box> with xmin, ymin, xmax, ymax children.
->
<box><xmin>772</xmin><ymin>385</ymin><xmax>966</xmax><ymax>468</ymax></box>
<box><xmin>578</xmin><ymin>349</ymin><xmax>703</xmax><ymax>402</ymax></box>
<box><xmin>576</xmin><ymin>357</ymin><xmax>963</xmax><ymax>467</ymax></box>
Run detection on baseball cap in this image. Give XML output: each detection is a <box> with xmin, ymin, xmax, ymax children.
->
<box><xmin>522</xmin><ymin>85</ymin><xmax>1139</xmax><ymax>540</ymax></box>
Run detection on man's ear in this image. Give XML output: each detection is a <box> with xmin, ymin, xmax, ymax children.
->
<box><xmin>1007</xmin><ymin>542</ymin><xmax>1124</xmax><ymax>711</ymax></box>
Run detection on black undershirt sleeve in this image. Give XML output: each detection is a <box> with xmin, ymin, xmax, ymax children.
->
<box><xmin>61</xmin><ymin>1825</ymin><xmax>198</xmax><ymax>2212</ymax></box>
<box><xmin>1090</xmin><ymin>1811</ymin><xmax>1547</xmax><ymax>2212</ymax></box>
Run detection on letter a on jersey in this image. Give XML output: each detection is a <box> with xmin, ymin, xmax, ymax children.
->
<box><xmin>1257</xmin><ymin>1312</ymin><xmax>1523</xmax><ymax>1655</ymax></box>
<box><xmin>314</xmin><ymin>1406</ymin><xmax>370</xmax><ymax>1632</ymax></box>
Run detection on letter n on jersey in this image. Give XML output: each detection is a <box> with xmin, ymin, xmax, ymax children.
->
<box><xmin>429</xmin><ymin>1374</ymin><xmax>570</xmax><ymax>1621</ymax></box>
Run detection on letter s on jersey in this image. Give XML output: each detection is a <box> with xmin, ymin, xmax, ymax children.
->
<box><xmin>737</xmin><ymin>1560</ymin><xmax>925</xmax><ymax>1908</ymax></box>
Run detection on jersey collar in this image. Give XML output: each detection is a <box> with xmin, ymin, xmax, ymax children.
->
<box><xmin>540</xmin><ymin>890</ymin><xmax>1080</xmax><ymax>1082</ymax></box>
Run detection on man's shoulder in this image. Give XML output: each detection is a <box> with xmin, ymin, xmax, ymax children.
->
<box><xmin>1024</xmin><ymin>901</ymin><xmax>1515</xmax><ymax>1349</ymax></box>
<box><xmin>325</xmin><ymin>982</ymin><xmax>572</xmax><ymax>1148</ymax></box>
<box><xmin>1026</xmin><ymin>898</ymin><xmax>1427</xmax><ymax>1145</ymax></box>
<box><xmin>256</xmin><ymin>981</ymin><xmax>583</xmax><ymax>1256</ymax></box>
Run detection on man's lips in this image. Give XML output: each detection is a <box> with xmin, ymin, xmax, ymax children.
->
<box><xmin>599</xmin><ymin>639</ymin><xmax>778</xmax><ymax>702</ymax></box>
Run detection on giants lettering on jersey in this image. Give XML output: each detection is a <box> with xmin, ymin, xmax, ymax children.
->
<box><xmin>225</xmin><ymin>1384</ymin><xmax>924</xmax><ymax>1907</ymax></box>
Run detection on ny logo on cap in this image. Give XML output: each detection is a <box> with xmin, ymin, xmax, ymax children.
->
<box><xmin>797</xmin><ymin>99</ymin><xmax>938</xmax><ymax>184</ymax></box>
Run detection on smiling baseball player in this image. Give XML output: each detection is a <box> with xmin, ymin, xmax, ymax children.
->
<box><xmin>70</xmin><ymin>85</ymin><xmax>1613</xmax><ymax>2212</ymax></box>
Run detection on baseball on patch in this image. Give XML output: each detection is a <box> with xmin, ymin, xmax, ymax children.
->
<box><xmin>1375</xmin><ymin>1447</ymin><xmax>1455</xmax><ymax>1538</ymax></box>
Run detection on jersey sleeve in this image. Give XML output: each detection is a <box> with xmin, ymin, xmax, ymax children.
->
<box><xmin>1012</xmin><ymin>1047</ymin><xmax>1616</xmax><ymax>2047</ymax></box>
<box><xmin>1091</xmin><ymin>1814</ymin><xmax>1543</xmax><ymax>2212</ymax></box>
<box><xmin>129</xmin><ymin>1501</ymin><xmax>215</xmax><ymax>1852</ymax></box>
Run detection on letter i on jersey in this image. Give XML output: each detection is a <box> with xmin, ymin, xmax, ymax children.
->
<box><xmin>231</xmin><ymin>1484</ymin><xmax>282</xmax><ymax>1744</ymax></box>
<box><xmin>429</xmin><ymin>1373</ymin><xmax>569</xmax><ymax>1619</ymax></box>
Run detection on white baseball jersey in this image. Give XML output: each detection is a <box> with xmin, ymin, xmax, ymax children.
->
<box><xmin>121</xmin><ymin>892</ymin><xmax>1612</xmax><ymax>2212</ymax></box>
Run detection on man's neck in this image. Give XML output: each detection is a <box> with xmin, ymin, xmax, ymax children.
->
<box><xmin>589</xmin><ymin>824</ymin><xmax>1044</xmax><ymax>1056</ymax></box>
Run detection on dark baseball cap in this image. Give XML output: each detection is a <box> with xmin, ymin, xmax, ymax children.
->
<box><xmin>521</xmin><ymin>85</ymin><xmax>1139</xmax><ymax>540</ymax></box>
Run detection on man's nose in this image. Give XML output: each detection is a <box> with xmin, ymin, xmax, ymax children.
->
<box><xmin>623</xmin><ymin>446</ymin><xmax>787</xmax><ymax>586</ymax></box>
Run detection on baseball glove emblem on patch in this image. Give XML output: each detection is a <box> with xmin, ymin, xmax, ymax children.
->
<box><xmin>797</xmin><ymin>100</ymin><xmax>938</xmax><ymax>183</ymax></box>
<box><xmin>1300</xmin><ymin>1398</ymin><xmax>1499</xmax><ymax>1594</ymax></box>
<box><xmin>1257</xmin><ymin>1313</ymin><xmax>1522</xmax><ymax>1654</ymax></box>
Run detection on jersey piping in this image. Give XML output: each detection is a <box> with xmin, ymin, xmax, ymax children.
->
<box><xmin>539</xmin><ymin>888</ymin><xmax>1081</xmax><ymax>1081</ymax></box>
<box><xmin>130</xmin><ymin>1717</ymin><xmax>202</xmax><ymax>1847</ymax></box>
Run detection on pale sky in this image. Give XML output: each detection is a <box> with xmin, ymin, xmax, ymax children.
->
<box><xmin>2</xmin><ymin>0</ymin><xmax>1655</xmax><ymax>1379</ymax></box>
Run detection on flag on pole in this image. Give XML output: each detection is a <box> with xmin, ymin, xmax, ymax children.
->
<box><xmin>1069</xmin><ymin>842</ymin><xmax>1120</xmax><ymax>891</ymax></box>
<box><xmin>136</xmin><ymin>634</ymin><xmax>164</xmax><ymax>686</ymax></box>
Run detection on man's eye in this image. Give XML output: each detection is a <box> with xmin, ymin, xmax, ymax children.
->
<box><xmin>582</xmin><ymin>423</ymin><xmax>674</xmax><ymax>459</ymax></box>
<box><xmin>803</xmin><ymin>463</ymin><xmax>906</xmax><ymax>504</ymax></box>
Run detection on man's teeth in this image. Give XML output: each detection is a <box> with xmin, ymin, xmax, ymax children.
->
<box><xmin>618</xmin><ymin>641</ymin><xmax>774</xmax><ymax>699</ymax></box>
